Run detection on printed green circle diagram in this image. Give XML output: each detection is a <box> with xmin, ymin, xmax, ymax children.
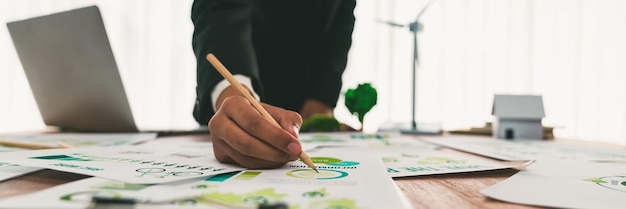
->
<box><xmin>586</xmin><ymin>176</ymin><xmax>626</xmax><ymax>193</ymax></box>
<box><xmin>287</xmin><ymin>169</ymin><xmax>348</xmax><ymax>180</ymax></box>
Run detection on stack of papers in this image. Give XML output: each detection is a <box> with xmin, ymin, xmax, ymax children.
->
<box><xmin>481</xmin><ymin>161</ymin><xmax>626</xmax><ymax>209</ymax></box>
<box><xmin>0</xmin><ymin>133</ymin><xmax>156</xmax><ymax>182</ymax></box>
<box><xmin>422</xmin><ymin>136</ymin><xmax>626</xmax><ymax>208</ymax></box>
<box><xmin>0</xmin><ymin>145</ymin><xmax>243</xmax><ymax>184</ymax></box>
<box><xmin>421</xmin><ymin>136</ymin><xmax>626</xmax><ymax>162</ymax></box>
<box><xmin>3</xmin><ymin>132</ymin><xmax>623</xmax><ymax>208</ymax></box>
<box><xmin>0</xmin><ymin>162</ymin><xmax>40</xmax><ymax>182</ymax></box>
<box><xmin>0</xmin><ymin>132</ymin><xmax>524</xmax><ymax>208</ymax></box>
<box><xmin>0</xmin><ymin>147</ymin><xmax>413</xmax><ymax>208</ymax></box>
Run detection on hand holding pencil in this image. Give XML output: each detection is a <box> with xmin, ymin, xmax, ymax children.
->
<box><xmin>206</xmin><ymin>53</ymin><xmax>317</xmax><ymax>171</ymax></box>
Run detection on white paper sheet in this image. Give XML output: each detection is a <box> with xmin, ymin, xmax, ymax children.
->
<box><xmin>379</xmin><ymin>148</ymin><xmax>517</xmax><ymax>177</ymax></box>
<box><xmin>0</xmin><ymin>150</ymin><xmax>412</xmax><ymax>209</ymax></box>
<box><xmin>319</xmin><ymin>146</ymin><xmax>518</xmax><ymax>177</ymax></box>
<box><xmin>0</xmin><ymin>133</ymin><xmax>157</xmax><ymax>152</ymax></box>
<box><xmin>0</xmin><ymin>133</ymin><xmax>157</xmax><ymax>182</ymax></box>
<box><xmin>0</xmin><ymin>161</ymin><xmax>40</xmax><ymax>182</ymax></box>
<box><xmin>137</xmin><ymin>139</ymin><xmax>213</xmax><ymax>150</ymax></box>
<box><xmin>142</xmin><ymin>150</ymin><xmax>412</xmax><ymax>208</ymax></box>
<box><xmin>0</xmin><ymin>177</ymin><xmax>143</xmax><ymax>209</ymax></box>
<box><xmin>481</xmin><ymin>161</ymin><xmax>626</xmax><ymax>209</ymax></box>
<box><xmin>422</xmin><ymin>136</ymin><xmax>626</xmax><ymax>162</ymax></box>
<box><xmin>0</xmin><ymin>177</ymin><xmax>219</xmax><ymax>209</ymax></box>
<box><xmin>298</xmin><ymin>132</ymin><xmax>435</xmax><ymax>149</ymax></box>
<box><xmin>0</xmin><ymin>145</ymin><xmax>243</xmax><ymax>184</ymax></box>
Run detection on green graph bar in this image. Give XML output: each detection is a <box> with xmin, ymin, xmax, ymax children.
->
<box><xmin>234</xmin><ymin>171</ymin><xmax>262</xmax><ymax>180</ymax></box>
<box><xmin>205</xmin><ymin>171</ymin><xmax>240</xmax><ymax>182</ymax></box>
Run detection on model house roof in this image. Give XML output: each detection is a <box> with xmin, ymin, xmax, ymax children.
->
<box><xmin>492</xmin><ymin>94</ymin><xmax>545</xmax><ymax>119</ymax></box>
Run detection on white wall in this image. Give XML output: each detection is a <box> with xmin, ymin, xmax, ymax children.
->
<box><xmin>337</xmin><ymin>0</ymin><xmax>626</xmax><ymax>146</ymax></box>
<box><xmin>1</xmin><ymin>0</ymin><xmax>625</xmax><ymax>145</ymax></box>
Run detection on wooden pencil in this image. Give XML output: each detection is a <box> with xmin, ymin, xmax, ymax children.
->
<box><xmin>0</xmin><ymin>140</ymin><xmax>66</xmax><ymax>150</ymax></box>
<box><xmin>206</xmin><ymin>53</ymin><xmax>318</xmax><ymax>173</ymax></box>
<box><xmin>57</xmin><ymin>140</ymin><xmax>78</xmax><ymax>148</ymax></box>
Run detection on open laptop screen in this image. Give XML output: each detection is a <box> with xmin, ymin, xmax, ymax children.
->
<box><xmin>7</xmin><ymin>6</ymin><xmax>138</xmax><ymax>132</ymax></box>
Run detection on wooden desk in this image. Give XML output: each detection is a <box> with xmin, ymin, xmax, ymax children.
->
<box><xmin>0</xmin><ymin>133</ymin><xmax>541</xmax><ymax>209</ymax></box>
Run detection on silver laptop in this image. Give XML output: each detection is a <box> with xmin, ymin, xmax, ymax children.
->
<box><xmin>6</xmin><ymin>5</ymin><xmax>207</xmax><ymax>135</ymax></box>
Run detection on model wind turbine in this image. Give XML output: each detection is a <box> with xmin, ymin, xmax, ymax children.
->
<box><xmin>379</xmin><ymin>0</ymin><xmax>441</xmax><ymax>135</ymax></box>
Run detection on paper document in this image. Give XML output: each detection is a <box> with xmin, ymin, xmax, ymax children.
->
<box><xmin>0</xmin><ymin>133</ymin><xmax>157</xmax><ymax>152</ymax></box>
<box><xmin>0</xmin><ymin>150</ymin><xmax>412</xmax><ymax>209</ymax></box>
<box><xmin>423</xmin><ymin>136</ymin><xmax>626</xmax><ymax>162</ymax></box>
<box><xmin>0</xmin><ymin>133</ymin><xmax>158</xmax><ymax>182</ymax></box>
<box><xmin>379</xmin><ymin>148</ymin><xmax>518</xmax><ymax>177</ymax></box>
<box><xmin>0</xmin><ymin>177</ymin><xmax>147</xmax><ymax>209</ymax></box>
<box><xmin>138</xmin><ymin>138</ymin><xmax>213</xmax><ymax>150</ymax></box>
<box><xmin>0</xmin><ymin>145</ymin><xmax>243</xmax><ymax>184</ymax></box>
<box><xmin>481</xmin><ymin>160</ymin><xmax>626</xmax><ymax>209</ymax></box>
<box><xmin>319</xmin><ymin>146</ymin><xmax>518</xmax><ymax>177</ymax></box>
<box><xmin>0</xmin><ymin>161</ymin><xmax>40</xmax><ymax>182</ymax></box>
<box><xmin>299</xmin><ymin>132</ymin><xmax>434</xmax><ymax>149</ymax></box>
<box><xmin>142</xmin><ymin>150</ymin><xmax>412</xmax><ymax>208</ymax></box>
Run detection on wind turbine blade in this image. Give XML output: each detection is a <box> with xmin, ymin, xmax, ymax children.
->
<box><xmin>416</xmin><ymin>0</ymin><xmax>438</xmax><ymax>20</ymax></box>
<box><xmin>376</xmin><ymin>19</ymin><xmax>406</xmax><ymax>28</ymax></box>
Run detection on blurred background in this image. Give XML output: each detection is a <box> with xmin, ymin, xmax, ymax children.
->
<box><xmin>1</xmin><ymin>0</ymin><xmax>625</xmax><ymax>145</ymax></box>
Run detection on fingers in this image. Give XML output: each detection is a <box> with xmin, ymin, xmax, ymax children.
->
<box><xmin>208</xmin><ymin>96</ymin><xmax>302</xmax><ymax>169</ymax></box>
<box><xmin>224</xmin><ymin>97</ymin><xmax>302</xmax><ymax>156</ymax></box>
<box><xmin>211</xmin><ymin>134</ymin><xmax>285</xmax><ymax>169</ymax></box>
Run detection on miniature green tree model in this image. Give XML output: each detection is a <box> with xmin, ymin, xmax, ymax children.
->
<box><xmin>344</xmin><ymin>83</ymin><xmax>377</xmax><ymax>131</ymax></box>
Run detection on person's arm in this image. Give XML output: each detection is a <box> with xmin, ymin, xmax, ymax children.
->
<box><xmin>210</xmin><ymin>75</ymin><xmax>259</xmax><ymax>113</ymax></box>
<box><xmin>302</xmin><ymin>0</ymin><xmax>356</xmax><ymax>115</ymax></box>
<box><xmin>191</xmin><ymin>0</ymin><xmax>303</xmax><ymax>169</ymax></box>
<box><xmin>191</xmin><ymin>0</ymin><xmax>263</xmax><ymax>124</ymax></box>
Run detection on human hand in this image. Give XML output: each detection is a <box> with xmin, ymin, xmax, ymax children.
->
<box><xmin>208</xmin><ymin>87</ymin><xmax>303</xmax><ymax>169</ymax></box>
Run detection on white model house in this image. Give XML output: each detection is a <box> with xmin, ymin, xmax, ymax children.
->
<box><xmin>491</xmin><ymin>94</ymin><xmax>545</xmax><ymax>140</ymax></box>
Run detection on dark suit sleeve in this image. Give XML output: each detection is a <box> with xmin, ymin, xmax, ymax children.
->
<box><xmin>306</xmin><ymin>0</ymin><xmax>356</xmax><ymax>109</ymax></box>
<box><xmin>191</xmin><ymin>0</ymin><xmax>263</xmax><ymax>125</ymax></box>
